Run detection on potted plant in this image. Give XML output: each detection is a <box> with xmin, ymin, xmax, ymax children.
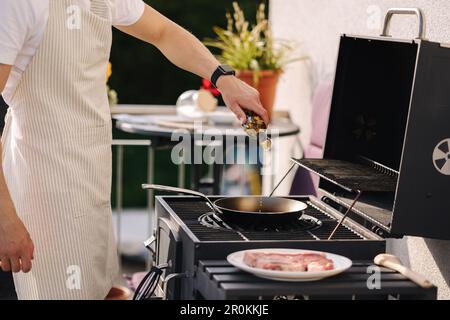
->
<box><xmin>204</xmin><ymin>2</ymin><xmax>306</xmax><ymax>118</ymax></box>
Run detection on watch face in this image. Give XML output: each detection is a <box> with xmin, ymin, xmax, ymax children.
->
<box><xmin>220</xmin><ymin>64</ymin><xmax>235</xmax><ymax>74</ymax></box>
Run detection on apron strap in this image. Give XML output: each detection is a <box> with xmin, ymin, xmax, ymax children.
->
<box><xmin>90</xmin><ymin>0</ymin><xmax>111</xmax><ymax>20</ymax></box>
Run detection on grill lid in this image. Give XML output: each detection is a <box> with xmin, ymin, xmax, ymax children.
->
<box><xmin>301</xmin><ymin>10</ymin><xmax>450</xmax><ymax>239</ymax></box>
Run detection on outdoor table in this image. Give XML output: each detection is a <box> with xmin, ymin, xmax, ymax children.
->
<box><xmin>112</xmin><ymin>105</ymin><xmax>300</xmax><ymax>198</ymax></box>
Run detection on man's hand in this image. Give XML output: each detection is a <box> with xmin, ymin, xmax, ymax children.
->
<box><xmin>216</xmin><ymin>76</ymin><xmax>269</xmax><ymax>125</ymax></box>
<box><xmin>0</xmin><ymin>214</ymin><xmax>34</xmax><ymax>273</ymax></box>
<box><xmin>0</xmin><ymin>63</ymin><xmax>32</xmax><ymax>273</ymax></box>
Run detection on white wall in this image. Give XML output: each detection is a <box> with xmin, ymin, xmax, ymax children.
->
<box><xmin>270</xmin><ymin>0</ymin><xmax>450</xmax><ymax>299</ymax></box>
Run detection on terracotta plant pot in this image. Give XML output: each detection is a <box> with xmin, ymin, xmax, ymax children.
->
<box><xmin>237</xmin><ymin>70</ymin><xmax>281</xmax><ymax>119</ymax></box>
<box><xmin>105</xmin><ymin>285</ymin><xmax>131</xmax><ymax>300</ymax></box>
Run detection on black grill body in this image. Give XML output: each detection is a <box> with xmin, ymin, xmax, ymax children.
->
<box><xmin>155</xmin><ymin>196</ymin><xmax>385</xmax><ymax>300</ymax></box>
<box><xmin>297</xmin><ymin>35</ymin><xmax>450</xmax><ymax>240</ymax></box>
<box><xmin>151</xmin><ymin>27</ymin><xmax>448</xmax><ymax>301</ymax></box>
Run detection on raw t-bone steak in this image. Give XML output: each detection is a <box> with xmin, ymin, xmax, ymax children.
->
<box><xmin>243</xmin><ymin>251</ymin><xmax>334</xmax><ymax>272</ymax></box>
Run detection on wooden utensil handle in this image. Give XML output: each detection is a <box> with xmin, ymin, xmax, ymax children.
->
<box><xmin>384</xmin><ymin>261</ymin><xmax>433</xmax><ymax>288</ymax></box>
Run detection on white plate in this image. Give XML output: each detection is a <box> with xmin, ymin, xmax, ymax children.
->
<box><xmin>227</xmin><ymin>248</ymin><xmax>352</xmax><ymax>282</ymax></box>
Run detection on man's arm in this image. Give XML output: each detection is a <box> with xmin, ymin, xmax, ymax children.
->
<box><xmin>0</xmin><ymin>65</ymin><xmax>11</xmax><ymax>90</ymax></box>
<box><xmin>116</xmin><ymin>5</ymin><xmax>269</xmax><ymax>124</ymax></box>
<box><xmin>0</xmin><ymin>64</ymin><xmax>34</xmax><ymax>273</ymax></box>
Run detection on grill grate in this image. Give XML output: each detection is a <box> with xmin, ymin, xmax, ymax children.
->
<box><xmin>292</xmin><ymin>158</ymin><xmax>397</xmax><ymax>192</ymax></box>
<box><xmin>164</xmin><ymin>198</ymin><xmax>364</xmax><ymax>241</ymax></box>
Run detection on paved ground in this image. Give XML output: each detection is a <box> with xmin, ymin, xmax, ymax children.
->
<box><xmin>112</xmin><ymin>208</ymin><xmax>152</xmax><ymax>295</ymax></box>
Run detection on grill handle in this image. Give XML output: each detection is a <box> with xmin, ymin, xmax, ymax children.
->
<box><xmin>380</xmin><ymin>8</ymin><xmax>424</xmax><ymax>40</ymax></box>
<box><xmin>142</xmin><ymin>184</ymin><xmax>223</xmax><ymax>214</ymax></box>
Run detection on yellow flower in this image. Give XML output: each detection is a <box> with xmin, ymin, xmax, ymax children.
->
<box><xmin>106</xmin><ymin>62</ymin><xmax>112</xmax><ymax>82</ymax></box>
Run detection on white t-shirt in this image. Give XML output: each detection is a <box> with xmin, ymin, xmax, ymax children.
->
<box><xmin>0</xmin><ymin>0</ymin><xmax>145</xmax><ymax>105</ymax></box>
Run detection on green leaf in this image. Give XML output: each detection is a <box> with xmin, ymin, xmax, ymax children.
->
<box><xmin>202</xmin><ymin>1</ymin><xmax>305</xmax><ymax>72</ymax></box>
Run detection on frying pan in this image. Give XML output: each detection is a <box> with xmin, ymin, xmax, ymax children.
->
<box><xmin>142</xmin><ymin>184</ymin><xmax>308</xmax><ymax>224</ymax></box>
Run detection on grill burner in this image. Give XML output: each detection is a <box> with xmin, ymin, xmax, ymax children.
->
<box><xmin>199</xmin><ymin>212</ymin><xmax>322</xmax><ymax>233</ymax></box>
<box><xmin>165</xmin><ymin>199</ymin><xmax>364</xmax><ymax>241</ymax></box>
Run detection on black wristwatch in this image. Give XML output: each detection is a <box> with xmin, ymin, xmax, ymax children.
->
<box><xmin>210</xmin><ymin>64</ymin><xmax>236</xmax><ymax>88</ymax></box>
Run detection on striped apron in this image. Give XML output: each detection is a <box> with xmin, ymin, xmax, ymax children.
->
<box><xmin>1</xmin><ymin>0</ymin><xmax>119</xmax><ymax>299</ymax></box>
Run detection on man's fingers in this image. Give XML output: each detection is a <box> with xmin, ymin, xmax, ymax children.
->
<box><xmin>228</xmin><ymin>103</ymin><xmax>247</xmax><ymax>124</ymax></box>
<box><xmin>0</xmin><ymin>245</ymin><xmax>34</xmax><ymax>273</ymax></box>
<box><xmin>10</xmin><ymin>257</ymin><xmax>21</xmax><ymax>273</ymax></box>
<box><xmin>0</xmin><ymin>257</ymin><xmax>11</xmax><ymax>272</ymax></box>
<box><xmin>20</xmin><ymin>256</ymin><xmax>32</xmax><ymax>273</ymax></box>
<box><xmin>245</xmin><ymin>103</ymin><xmax>269</xmax><ymax>124</ymax></box>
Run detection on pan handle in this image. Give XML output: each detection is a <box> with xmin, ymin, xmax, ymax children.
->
<box><xmin>380</xmin><ymin>8</ymin><xmax>424</xmax><ymax>40</ymax></box>
<box><xmin>142</xmin><ymin>184</ymin><xmax>222</xmax><ymax>214</ymax></box>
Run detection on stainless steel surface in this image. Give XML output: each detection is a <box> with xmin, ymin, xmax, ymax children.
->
<box><xmin>328</xmin><ymin>190</ymin><xmax>362</xmax><ymax>240</ymax></box>
<box><xmin>381</xmin><ymin>8</ymin><xmax>424</xmax><ymax>39</ymax></box>
<box><xmin>115</xmin><ymin>113</ymin><xmax>300</xmax><ymax>138</ymax></box>
<box><xmin>290</xmin><ymin>158</ymin><xmax>397</xmax><ymax>193</ymax></box>
<box><xmin>147</xmin><ymin>146</ymin><xmax>155</xmax><ymax>227</ymax></box>
<box><xmin>308</xmin><ymin>197</ymin><xmax>382</xmax><ymax>240</ymax></box>
<box><xmin>142</xmin><ymin>184</ymin><xmax>223</xmax><ymax>214</ymax></box>
<box><xmin>163</xmin><ymin>272</ymin><xmax>190</xmax><ymax>283</ymax></box>
<box><xmin>144</xmin><ymin>184</ymin><xmax>309</xmax><ymax>223</ymax></box>
<box><xmin>321</xmin><ymin>189</ymin><xmax>392</xmax><ymax>233</ymax></box>
<box><xmin>144</xmin><ymin>235</ymin><xmax>156</xmax><ymax>259</ymax></box>
<box><xmin>213</xmin><ymin>196</ymin><xmax>308</xmax><ymax>215</ymax></box>
<box><xmin>110</xmin><ymin>104</ymin><xmax>178</xmax><ymax>115</ymax></box>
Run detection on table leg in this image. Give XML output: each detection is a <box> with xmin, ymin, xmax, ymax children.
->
<box><xmin>147</xmin><ymin>145</ymin><xmax>155</xmax><ymax>268</ymax></box>
<box><xmin>190</xmin><ymin>140</ymin><xmax>201</xmax><ymax>191</ymax></box>
<box><xmin>213</xmin><ymin>163</ymin><xmax>223</xmax><ymax>194</ymax></box>
<box><xmin>115</xmin><ymin>145</ymin><xmax>124</xmax><ymax>269</ymax></box>
<box><xmin>178</xmin><ymin>163</ymin><xmax>185</xmax><ymax>189</ymax></box>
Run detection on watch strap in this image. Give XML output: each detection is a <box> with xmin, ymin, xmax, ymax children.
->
<box><xmin>211</xmin><ymin>65</ymin><xmax>236</xmax><ymax>87</ymax></box>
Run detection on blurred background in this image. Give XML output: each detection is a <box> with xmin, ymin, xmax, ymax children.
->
<box><xmin>110</xmin><ymin>0</ymin><xmax>267</xmax><ymax>208</ymax></box>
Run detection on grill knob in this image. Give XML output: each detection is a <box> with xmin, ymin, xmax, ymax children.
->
<box><xmin>371</xmin><ymin>226</ymin><xmax>385</xmax><ymax>237</ymax></box>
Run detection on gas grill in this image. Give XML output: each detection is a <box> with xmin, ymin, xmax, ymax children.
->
<box><xmin>153</xmin><ymin>196</ymin><xmax>387</xmax><ymax>299</ymax></box>
<box><xmin>146</xmin><ymin>8</ymin><xmax>446</xmax><ymax>300</ymax></box>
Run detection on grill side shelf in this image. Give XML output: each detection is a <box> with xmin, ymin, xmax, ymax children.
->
<box><xmin>291</xmin><ymin>158</ymin><xmax>398</xmax><ymax>193</ymax></box>
<box><xmin>196</xmin><ymin>260</ymin><xmax>437</xmax><ymax>300</ymax></box>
